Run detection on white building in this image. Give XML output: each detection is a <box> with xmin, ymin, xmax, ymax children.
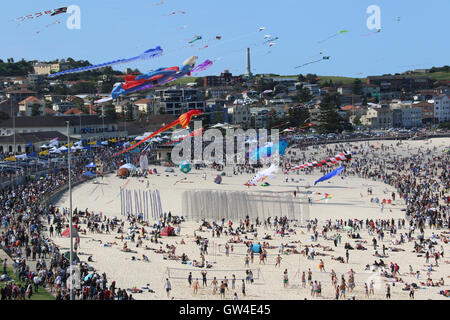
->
<box><xmin>401</xmin><ymin>107</ymin><xmax>422</xmax><ymax>128</ymax></box>
<box><xmin>433</xmin><ymin>95</ymin><xmax>450</xmax><ymax>123</ymax></box>
<box><xmin>227</xmin><ymin>104</ymin><xmax>251</xmax><ymax>126</ymax></box>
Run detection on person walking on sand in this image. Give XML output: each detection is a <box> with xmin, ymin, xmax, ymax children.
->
<box><xmin>275</xmin><ymin>255</ymin><xmax>282</xmax><ymax>267</ymax></box>
<box><xmin>318</xmin><ymin>259</ymin><xmax>325</xmax><ymax>272</ymax></box>
<box><xmin>244</xmin><ymin>255</ymin><xmax>250</xmax><ymax>268</ymax></box>
<box><xmin>164</xmin><ymin>278</ymin><xmax>171</xmax><ymax>298</ymax></box>
<box><xmin>409</xmin><ymin>285</ymin><xmax>415</xmax><ymax>299</ymax></box>
<box><xmin>193</xmin><ymin>279</ymin><xmax>199</xmax><ymax>295</ymax></box>
<box><xmin>241</xmin><ymin>280</ymin><xmax>246</xmax><ymax>297</ymax></box>
<box><xmin>385</xmin><ymin>284</ymin><xmax>391</xmax><ymax>299</ymax></box>
<box><xmin>188</xmin><ymin>272</ymin><xmax>192</xmax><ymax>287</ymax></box>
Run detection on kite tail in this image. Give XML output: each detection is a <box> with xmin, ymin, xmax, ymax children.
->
<box><xmin>113</xmin><ymin>119</ymin><xmax>180</xmax><ymax>157</ymax></box>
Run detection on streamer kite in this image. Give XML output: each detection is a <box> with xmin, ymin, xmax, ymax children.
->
<box><xmin>317</xmin><ymin>30</ymin><xmax>349</xmax><ymax>44</ymax></box>
<box><xmin>361</xmin><ymin>29</ymin><xmax>381</xmax><ymax>37</ymax></box>
<box><xmin>165</xmin><ymin>127</ymin><xmax>204</xmax><ymax>145</ymax></box>
<box><xmin>191</xmin><ymin>59</ymin><xmax>213</xmax><ymax>73</ymax></box>
<box><xmin>188</xmin><ymin>36</ymin><xmax>202</xmax><ymax>44</ymax></box>
<box><xmin>295</xmin><ymin>56</ymin><xmax>330</xmax><ymax>69</ymax></box>
<box><xmin>288</xmin><ymin>151</ymin><xmax>351</xmax><ymax>171</ymax></box>
<box><xmin>11</xmin><ymin>6</ymin><xmax>68</xmax><ymax>23</ymax></box>
<box><xmin>48</xmin><ymin>46</ymin><xmax>163</xmax><ymax>78</ymax></box>
<box><xmin>113</xmin><ymin>109</ymin><xmax>203</xmax><ymax>157</ymax></box>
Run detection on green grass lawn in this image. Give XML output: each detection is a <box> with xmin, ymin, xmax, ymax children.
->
<box><xmin>0</xmin><ymin>258</ymin><xmax>55</xmax><ymax>300</ymax></box>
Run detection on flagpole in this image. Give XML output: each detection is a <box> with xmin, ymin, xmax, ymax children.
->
<box><xmin>67</xmin><ymin>121</ymin><xmax>74</xmax><ymax>300</ymax></box>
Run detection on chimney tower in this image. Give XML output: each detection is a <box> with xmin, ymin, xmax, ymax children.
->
<box><xmin>246</xmin><ymin>48</ymin><xmax>253</xmax><ymax>78</ymax></box>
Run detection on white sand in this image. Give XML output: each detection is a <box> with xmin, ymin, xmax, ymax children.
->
<box><xmin>51</xmin><ymin>138</ymin><xmax>450</xmax><ymax>300</ymax></box>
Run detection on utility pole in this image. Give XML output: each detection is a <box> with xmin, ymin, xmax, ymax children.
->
<box><xmin>66</xmin><ymin>121</ymin><xmax>74</xmax><ymax>300</ymax></box>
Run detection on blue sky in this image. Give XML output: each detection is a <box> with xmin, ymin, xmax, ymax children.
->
<box><xmin>0</xmin><ymin>0</ymin><xmax>448</xmax><ymax>77</ymax></box>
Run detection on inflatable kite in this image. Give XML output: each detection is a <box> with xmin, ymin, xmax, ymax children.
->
<box><xmin>245</xmin><ymin>164</ymin><xmax>278</xmax><ymax>186</ymax></box>
<box><xmin>48</xmin><ymin>46</ymin><xmax>163</xmax><ymax>78</ymax></box>
<box><xmin>108</xmin><ymin>56</ymin><xmax>204</xmax><ymax>100</ymax></box>
<box><xmin>191</xmin><ymin>59</ymin><xmax>213</xmax><ymax>73</ymax></box>
<box><xmin>249</xmin><ymin>140</ymin><xmax>288</xmax><ymax>162</ymax></box>
<box><xmin>113</xmin><ymin>109</ymin><xmax>202</xmax><ymax>157</ymax></box>
<box><xmin>314</xmin><ymin>167</ymin><xmax>344</xmax><ymax>185</ymax></box>
<box><xmin>214</xmin><ymin>175</ymin><xmax>222</xmax><ymax>184</ymax></box>
<box><xmin>288</xmin><ymin>151</ymin><xmax>351</xmax><ymax>171</ymax></box>
<box><xmin>179</xmin><ymin>161</ymin><xmax>192</xmax><ymax>174</ymax></box>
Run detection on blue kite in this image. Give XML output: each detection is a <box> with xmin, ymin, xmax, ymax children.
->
<box><xmin>48</xmin><ymin>46</ymin><xmax>163</xmax><ymax>78</ymax></box>
<box><xmin>314</xmin><ymin>167</ymin><xmax>344</xmax><ymax>185</ymax></box>
<box><xmin>249</xmin><ymin>140</ymin><xmax>288</xmax><ymax>162</ymax></box>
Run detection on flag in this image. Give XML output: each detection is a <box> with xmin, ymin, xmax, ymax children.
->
<box><xmin>314</xmin><ymin>167</ymin><xmax>345</xmax><ymax>185</ymax></box>
<box><xmin>88</xmin><ymin>141</ymin><xmax>97</xmax><ymax>145</ymax></box>
<box><xmin>39</xmin><ymin>150</ymin><xmax>49</xmax><ymax>156</ymax></box>
<box><xmin>25</xmin><ymin>142</ymin><xmax>33</xmax><ymax>148</ymax></box>
<box><xmin>5</xmin><ymin>156</ymin><xmax>16</xmax><ymax>161</ymax></box>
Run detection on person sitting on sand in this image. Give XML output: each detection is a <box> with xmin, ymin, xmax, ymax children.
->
<box><xmin>142</xmin><ymin>255</ymin><xmax>150</xmax><ymax>262</ymax></box>
<box><xmin>122</xmin><ymin>242</ymin><xmax>129</xmax><ymax>251</ymax></box>
<box><xmin>180</xmin><ymin>238</ymin><xmax>186</xmax><ymax>245</ymax></box>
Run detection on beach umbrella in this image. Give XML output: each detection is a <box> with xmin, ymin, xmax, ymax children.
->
<box><xmin>82</xmin><ymin>171</ymin><xmax>97</xmax><ymax>177</ymax></box>
<box><xmin>120</xmin><ymin>163</ymin><xmax>136</xmax><ymax>170</ymax></box>
<box><xmin>343</xmin><ymin>226</ymin><xmax>354</xmax><ymax>231</ymax></box>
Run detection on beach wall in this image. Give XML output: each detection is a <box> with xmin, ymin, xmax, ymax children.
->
<box><xmin>181</xmin><ymin>190</ymin><xmax>309</xmax><ymax>222</ymax></box>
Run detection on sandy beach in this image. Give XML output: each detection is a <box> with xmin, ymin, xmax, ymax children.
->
<box><xmin>50</xmin><ymin>138</ymin><xmax>450</xmax><ymax>300</ymax></box>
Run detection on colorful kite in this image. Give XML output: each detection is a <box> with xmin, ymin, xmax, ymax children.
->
<box><xmin>113</xmin><ymin>109</ymin><xmax>203</xmax><ymax>157</ymax></box>
<box><xmin>245</xmin><ymin>164</ymin><xmax>278</xmax><ymax>186</ymax></box>
<box><xmin>168</xmin><ymin>11</ymin><xmax>186</xmax><ymax>16</ymax></box>
<box><xmin>189</xmin><ymin>36</ymin><xmax>202</xmax><ymax>44</ymax></box>
<box><xmin>295</xmin><ymin>56</ymin><xmax>330</xmax><ymax>69</ymax></box>
<box><xmin>48</xmin><ymin>46</ymin><xmax>163</xmax><ymax>78</ymax></box>
<box><xmin>319</xmin><ymin>193</ymin><xmax>333</xmax><ymax>201</ymax></box>
<box><xmin>216</xmin><ymin>36</ymin><xmax>222</xmax><ymax>40</ymax></box>
<box><xmin>317</xmin><ymin>30</ymin><xmax>349</xmax><ymax>44</ymax></box>
<box><xmin>314</xmin><ymin>166</ymin><xmax>344</xmax><ymax>185</ymax></box>
<box><xmin>191</xmin><ymin>59</ymin><xmax>213</xmax><ymax>73</ymax></box>
<box><xmin>288</xmin><ymin>151</ymin><xmax>351</xmax><ymax>171</ymax></box>
<box><xmin>249</xmin><ymin>141</ymin><xmax>288</xmax><ymax>162</ymax></box>
<box><xmin>11</xmin><ymin>6</ymin><xmax>68</xmax><ymax>23</ymax></box>
<box><xmin>259</xmin><ymin>27</ymin><xmax>265</xmax><ymax>32</ymax></box>
<box><xmin>264</xmin><ymin>37</ymin><xmax>279</xmax><ymax>43</ymax></box>
<box><xmin>109</xmin><ymin>56</ymin><xmax>199</xmax><ymax>99</ymax></box>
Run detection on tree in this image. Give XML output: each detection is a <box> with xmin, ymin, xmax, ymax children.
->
<box><xmin>30</xmin><ymin>104</ymin><xmax>42</xmax><ymax>116</ymax></box>
<box><xmin>318</xmin><ymin>93</ymin><xmax>344</xmax><ymax>133</ymax></box>
<box><xmin>297</xmin><ymin>87</ymin><xmax>312</xmax><ymax>103</ymax></box>
<box><xmin>195</xmin><ymin>77</ymin><xmax>204</xmax><ymax>88</ymax></box>
<box><xmin>53</xmin><ymin>84</ymin><xmax>69</xmax><ymax>96</ymax></box>
<box><xmin>352</xmin><ymin>79</ymin><xmax>363</xmax><ymax>95</ymax></box>
<box><xmin>105</xmin><ymin>105</ymin><xmax>118</xmax><ymax>120</ymax></box>
<box><xmin>70</xmin><ymin>81</ymin><xmax>97</xmax><ymax>95</ymax></box>
<box><xmin>287</xmin><ymin>107</ymin><xmax>310</xmax><ymax>127</ymax></box>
